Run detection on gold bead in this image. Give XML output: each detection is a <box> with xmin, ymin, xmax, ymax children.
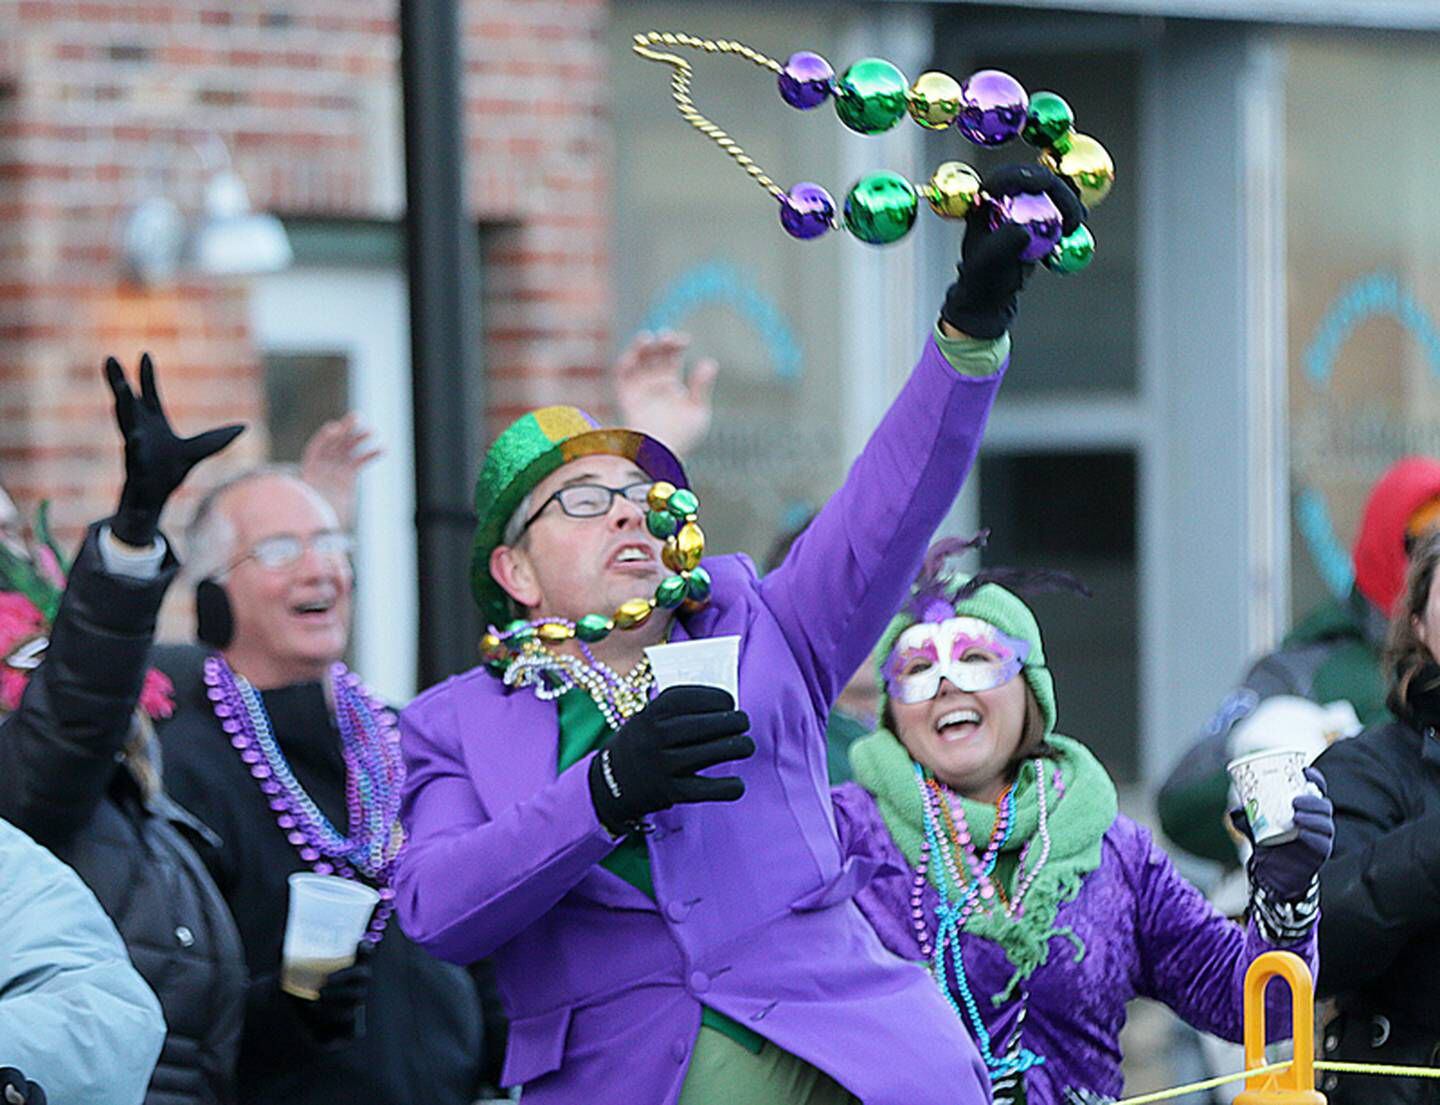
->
<box><xmin>536</xmin><ymin>622</ymin><xmax>572</xmax><ymax>642</ymax></box>
<box><xmin>614</xmin><ymin>597</ymin><xmax>655</xmax><ymax>629</ymax></box>
<box><xmin>1040</xmin><ymin>133</ymin><xmax>1115</xmax><ymax>208</ymax></box>
<box><xmin>662</xmin><ymin>536</ymin><xmax>684</xmax><ymax>573</ymax></box>
<box><xmin>907</xmin><ymin>71</ymin><xmax>963</xmax><ymax>130</ymax></box>
<box><xmin>479</xmin><ymin>633</ymin><xmax>503</xmax><ymax>657</ymax></box>
<box><xmin>925</xmin><ymin>161</ymin><xmax>983</xmax><ymax>219</ymax></box>
<box><xmin>676</xmin><ymin>521</ymin><xmax>705</xmax><ymax>572</ymax></box>
<box><xmin>647</xmin><ymin>481</ymin><xmax>677</xmax><ymax>512</ymax></box>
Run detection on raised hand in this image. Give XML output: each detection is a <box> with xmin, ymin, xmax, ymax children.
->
<box><xmin>105</xmin><ymin>353</ymin><xmax>244</xmax><ymax>547</ymax></box>
<box><xmin>940</xmin><ymin>164</ymin><xmax>1086</xmax><ymax>340</ymax></box>
<box><xmin>613</xmin><ymin>331</ymin><xmax>718</xmax><ymax>460</ymax></box>
<box><xmin>300</xmin><ymin>412</ymin><xmax>383</xmax><ymax>531</ymax></box>
<box><xmin>1243</xmin><ymin>766</ymin><xmax>1335</xmax><ymax>902</ymax></box>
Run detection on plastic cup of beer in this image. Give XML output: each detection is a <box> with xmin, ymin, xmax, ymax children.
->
<box><xmin>644</xmin><ymin>635</ymin><xmax>740</xmax><ymax>702</ymax></box>
<box><xmin>1226</xmin><ymin>748</ymin><xmax>1309</xmax><ymax>846</ymax></box>
<box><xmin>280</xmin><ymin>873</ymin><xmax>380</xmax><ymax>1000</ymax></box>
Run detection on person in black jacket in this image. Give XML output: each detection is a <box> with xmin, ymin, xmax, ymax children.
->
<box><xmin>156</xmin><ymin>465</ymin><xmax>483</xmax><ymax>1105</ymax></box>
<box><xmin>1315</xmin><ymin>528</ymin><xmax>1440</xmax><ymax>1103</ymax></box>
<box><xmin>0</xmin><ymin>354</ymin><xmax>247</xmax><ymax>1105</ymax></box>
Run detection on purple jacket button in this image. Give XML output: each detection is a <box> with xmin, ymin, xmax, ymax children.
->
<box><xmin>688</xmin><ymin>970</ymin><xmax>710</xmax><ymax>994</ymax></box>
<box><xmin>671</xmin><ymin>1037</ymin><xmax>688</xmax><ymax>1063</ymax></box>
<box><xmin>665</xmin><ymin>900</ymin><xmax>691</xmax><ymax>923</ymax></box>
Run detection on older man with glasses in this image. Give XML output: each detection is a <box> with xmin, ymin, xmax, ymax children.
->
<box><xmin>155</xmin><ymin>465</ymin><xmax>486</xmax><ymax>1105</ymax></box>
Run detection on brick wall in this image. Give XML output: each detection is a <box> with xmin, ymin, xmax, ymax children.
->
<box><xmin>0</xmin><ymin>0</ymin><xmax>613</xmax><ymax>550</ymax></box>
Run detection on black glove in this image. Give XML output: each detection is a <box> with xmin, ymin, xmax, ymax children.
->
<box><xmin>588</xmin><ymin>685</ymin><xmax>754</xmax><ymax>835</ymax></box>
<box><xmin>286</xmin><ymin>942</ymin><xmax>373</xmax><ymax>1045</ymax></box>
<box><xmin>940</xmin><ymin>164</ymin><xmax>1086</xmax><ymax>340</ymax></box>
<box><xmin>0</xmin><ymin>1069</ymin><xmax>46</xmax><ymax>1105</ymax></box>
<box><xmin>105</xmin><ymin>353</ymin><xmax>244</xmax><ymax>548</ymax></box>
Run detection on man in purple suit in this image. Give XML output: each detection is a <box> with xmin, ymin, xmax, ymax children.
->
<box><xmin>394</xmin><ymin>166</ymin><xmax>1084</xmax><ymax>1104</ymax></box>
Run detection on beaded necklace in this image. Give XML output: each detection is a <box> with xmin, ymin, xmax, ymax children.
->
<box><xmin>203</xmin><ymin>655</ymin><xmax>405</xmax><ymax>943</ymax></box>
<box><xmin>501</xmin><ymin>626</ymin><xmax>654</xmax><ymax>731</ymax></box>
<box><xmin>911</xmin><ymin>762</ymin><xmax>1050</xmax><ymax>1082</ymax></box>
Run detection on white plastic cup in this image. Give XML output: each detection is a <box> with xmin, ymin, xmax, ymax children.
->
<box><xmin>1226</xmin><ymin>748</ymin><xmax>1309</xmax><ymax>846</ymax></box>
<box><xmin>280</xmin><ymin>873</ymin><xmax>380</xmax><ymax>1000</ymax></box>
<box><xmin>644</xmin><ymin>635</ymin><xmax>741</xmax><ymax>703</ymax></box>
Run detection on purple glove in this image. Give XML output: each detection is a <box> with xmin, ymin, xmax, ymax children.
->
<box><xmin>1237</xmin><ymin>766</ymin><xmax>1334</xmax><ymax>902</ymax></box>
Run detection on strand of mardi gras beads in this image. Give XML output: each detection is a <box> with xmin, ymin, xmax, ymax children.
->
<box><xmin>633</xmin><ymin>30</ymin><xmax>1111</xmax><ymax>270</ymax></box>
<box><xmin>480</xmin><ymin>481</ymin><xmax>711</xmax><ymax>670</ymax></box>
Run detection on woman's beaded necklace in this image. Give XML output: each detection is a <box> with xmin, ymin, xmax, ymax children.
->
<box><xmin>501</xmin><ymin>626</ymin><xmax>654</xmax><ymax>730</ymax></box>
<box><xmin>910</xmin><ymin>762</ymin><xmax>1050</xmax><ymax>1083</ymax></box>
<box><xmin>203</xmin><ymin>655</ymin><xmax>405</xmax><ymax>943</ymax></box>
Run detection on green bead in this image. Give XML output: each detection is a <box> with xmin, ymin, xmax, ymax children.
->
<box><xmin>656</xmin><ymin>575</ymin><xmax>689</xmax><ymax>609</ymax></box>
<box><xmin>1022</xmin><ymin>91</ymin><xmax>1073</xmax><ymax>148</ymax></box>
<box><xmin>668</xmin><ymin>488</ymin><xmax>699</xmax><ymax>518</ymax></box>
<box><xmin>647</xmin><ymin>509</ymin><xmax>680</xmax><ymax>539</ymax></box>
<box><xmin>686</xmin><ymin>566</ymin><xmax>713</xmax><ymax>602</ymax></box>
<box><xmin>834</xmin><ymin>58</ymin><xmax>908</xmax><ymax>135</ymax></box>
<box><xmin>503</xmin><ymin>619</ymin><xmax>528</xmax><ymax>636</ymax></box>
<box><xmin>575</xmin><ymin>614</ymin><xmax>613</xmax><ymax>642</ymax></box>
<box><xmin>1045</xmin><ymin>224</ymin><xmax>1096</xmax><ymax>275</ymax></box>
<box><xmin>843</xmin><ymin>171</ymin><xmax>918</xmax><ymax>246</ymax></box>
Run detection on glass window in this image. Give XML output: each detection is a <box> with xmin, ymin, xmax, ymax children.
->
<box><xmin>1285</xmin><ymin>32</ymin><xmax>1440</xmax><ymax>621</ymax></box>
<box><xmin>980</xmin><ymin>449</ymin><xmax>1140</xmax><ymax>781</ymax></box>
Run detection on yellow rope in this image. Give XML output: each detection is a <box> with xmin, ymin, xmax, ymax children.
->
<box><xmin>631</xmin><ymin>31</ymin><xmax>787</xmax><ymax>201</ymax></box>
<box><xmin>1112</xmin><ymin>1058</ymin><xmax>1440</xmax><ymax>1105</ymax></box>
<box><xmin>1113</xmin><ymin>1061</ymin><xmax>1290</xmax><ymax>1105</ymax></box>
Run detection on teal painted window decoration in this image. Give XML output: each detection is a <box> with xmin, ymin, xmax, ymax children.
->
<box><xmin>1298</xmin><ymin>272</ymin><xmax>1440</xmax><ymax>598</ymax></box>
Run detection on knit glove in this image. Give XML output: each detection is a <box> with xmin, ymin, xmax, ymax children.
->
<box><xmin>588</xmin><ymin>685</ymin><xmax>754</xmax><ymax>835</ymax></box>
<box><xmin>1237</xmin><ymin>766</ymin><xmax>1334</xmax><ymax>902</ymax></box>
<box><xmin>105</xmin><ymin>353</ymin><xmax>244</xmax><ymax>548</ymax></box>
<box><xmin>940</xmin><ymin>164</ymin><xmax>1086</xmax><ymax>340</ymax></box>
<box><xmin>286</xmin><ymin>942</ymin><xmax>373</xmax><ymax>1045</ymax></box>
<box><xmin>0</xmin><ymin>1069</ymin><xmax>46</xmax><ymax>1105</ymax></box>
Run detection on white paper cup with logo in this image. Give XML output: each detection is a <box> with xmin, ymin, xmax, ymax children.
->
<box><xmin>644</xmin><ymin>635</ymin><xmax>740</xmax><ymax>703</ymax></box>
<box><xmin>1226</xmin><ymin>748</ymin><xmax>1309</xmax><ymax>846</ymax></box>
<box><xmin>280</xmin><ymin>873</ymin><xmax>380</xmax><ymax>1000</ymax></box>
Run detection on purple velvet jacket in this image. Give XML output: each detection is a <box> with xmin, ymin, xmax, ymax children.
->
<box><xmin>833</xmin><ymin>784</ymin><xmax>1320</xmax><ymax>1104</ymax></box>
<box><xmin>394</xmin><ymin>337</ymin><xmax>1005</xmax><ymax>1105</ymax></box>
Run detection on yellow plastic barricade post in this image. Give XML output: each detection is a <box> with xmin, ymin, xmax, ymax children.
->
<box><xmin>1234</xmin><ymin>951</ymin><xmax>1325</xmax><ymax>1105</ymax></box>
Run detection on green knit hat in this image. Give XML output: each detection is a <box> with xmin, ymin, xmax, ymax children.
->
<box><xmin>876</xmin><ymin>577</ymin><xmax>1057</xmax><ymax>737</ymax></box>
<box><xmin>470</xmin><ymin>405</ymin><xmax>687</xmax><ymax>627</ymax></box>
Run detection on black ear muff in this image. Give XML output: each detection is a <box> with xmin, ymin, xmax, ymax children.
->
<box><xmin>195</xmin><ymin>578</ymin><xmax>234</xmax><ymax>649</ymax></box>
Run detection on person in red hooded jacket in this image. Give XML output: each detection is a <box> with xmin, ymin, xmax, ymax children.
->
<box><xmin>1157</xmin><ymin>456</ymin><xmax>1440</xmax><ymax>865</ymax></box>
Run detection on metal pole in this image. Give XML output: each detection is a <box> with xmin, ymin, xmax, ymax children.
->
<box><xmin>399</xmin><ymin>0</ymin><xmax>484</xmax><ymax>688</ymax></box>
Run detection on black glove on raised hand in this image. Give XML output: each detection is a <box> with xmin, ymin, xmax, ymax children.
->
<box><xmin>588</xmin><ymin>685</ymin><xmax>754</xmax><ymax>835</ymax></box>
<box><xmin>288</xmin><ymin>942</ymin><xmax>373</xmax><ymax>1045</ymax></box>
<box><xmin>940</xmin><ymin>164</ymin><xmax>1086</xmax><ymax>340</ymax></box>
<box><xmin>105</xmin><ymin>353</ymin><xmax>244</xmax><ymax>548</ymax></box>
<box><xmin>0</xmin><ymin>1069</ymin><xmax>46</xmax><ymax>1105</ymax></box>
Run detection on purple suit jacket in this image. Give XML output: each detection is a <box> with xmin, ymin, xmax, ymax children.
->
<box><xmin>395</xmin><ymin>336</ymin><xmax>1005</xmax><ymax>1105</ymax></box>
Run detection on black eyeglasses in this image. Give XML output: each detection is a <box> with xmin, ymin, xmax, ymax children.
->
<box><xmin>518</xmin><ymin>481</ymin><xmax>651</xmax><ymax>537</ymax></box>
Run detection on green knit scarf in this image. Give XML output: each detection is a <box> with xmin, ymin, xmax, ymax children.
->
<box><xmin>850</xmin><ymin>728</ymin><xmax>1118</xmax><ymax>1004</ymax></box>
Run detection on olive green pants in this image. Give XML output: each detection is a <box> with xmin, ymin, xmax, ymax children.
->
<box><xmin>677</xmin><ymin>1025</ymin><xmax>862</xmax><ymax>1105</ymax></box>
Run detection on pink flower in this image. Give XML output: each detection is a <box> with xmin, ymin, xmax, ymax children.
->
<box><xmin>0</xmin><ymin>666</ymin><xmax>29</xmax><ymax>711</ymax></box>
<box><xmin>140</xmin><ymin>667</ymin><xmax>175</xmax><ymax>720</ymax></box>
<box><xmin>0</xmin><ymin>592</ymin><xmax>45</xmax><ymax>661</ymax></box>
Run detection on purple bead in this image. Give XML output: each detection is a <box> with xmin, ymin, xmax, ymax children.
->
<box><xmin>230</xmin><ymin>735</ymin><xmax>248</xmax><ymax>749</ymax></box>
<box><xmin>299</xmin><ymin>847</ymin><xmax>320</xmax><ymax>862</ymax></box>
<box><xmin>287</xmin><ymin>830</ymin><xmax>307</xmax><ymax>846</ymax></box>
<box><xmin>777</xmin><ymin>50</ymin><xmax>834</xmax><ymax>110</ymax></box>
<box><xmin>251</xmin><ymin>764</ymin><xmax>272</xmax><ymax>779</ymax></box>
<box><xmin>269</xmin><ymin>798</ymin><xmax>287</xmax><ymax>811</ymax></box>
<box><xmin>223</xmin><ymin>720</ymin><xmax>242</xmax><ymax>736</ymax></box>
<box><xmin>261</xmin><ymin>781</ymin><xmax>282</xmax><ymax>796</ymax></box>
<box><xmin>240</xmin><ymin>749</ymin><xmax>261</xmax><ymax>764</ymax></box>
<box><xmin>378</xmin><ymin>887</ymin><xmax>395</xmax><ymax>902</ymax></box>
<box><xmin>314</xmin><ymin>862</ymin><xmax>334</xmax><ymax>876</ymax></box>
<box><xmin>778</xmin><ymin>182</ymin><xmax>835</xmax><ymax>240</ymax></box>
<box><xmin>957</xmin><ymin>69</ymin><xmax>1028</xmax><ymax>147</ymax></box>
<box><xmin>988</xmin><ymin>191</ymin><xmax>1064</xmax><ymax>261</ymax></box>
<box><xmin>277</xmin><ymin>814</ymin><xmax>297</xmax><ymax>829</ymax></box>
<box><xmin>207</xmin><ymin>687</ymin><xmax>224</xmax><ymax>702</ymax></box>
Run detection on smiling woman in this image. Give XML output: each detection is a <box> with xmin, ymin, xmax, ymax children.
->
<box><xmin>832</xmin><ymin>542</ymin><xmax>1334</xmax><ymax>1105</ymax></box>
